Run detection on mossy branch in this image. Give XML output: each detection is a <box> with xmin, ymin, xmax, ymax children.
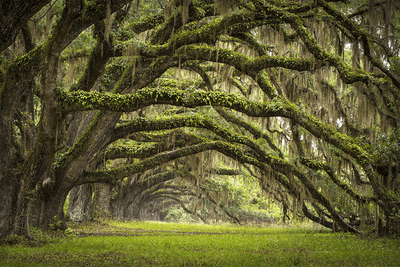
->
<box><xmin>58</xmin><ymin>87</ymin><xmax>371</xmax><ymax>168</ymax></box>
<box><xmin>299</xmin><ymin>156</ymin><xmax>376</xmax><ymax>204</ymax></box>
<box><xmin>214</xmin><ymin>107</ymin><xmax>284</xmax><ymax>158</ymax></box>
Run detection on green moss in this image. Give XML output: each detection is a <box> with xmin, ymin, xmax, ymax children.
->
<box><xmin>53</xmin><ymin>111</ymin><xmax>103</xmax><ymax>175</ymax></box>
<box><xmin>7</xmin><ymin>44</ymin><xmax>45</xmax><ymax>81</ymax></box>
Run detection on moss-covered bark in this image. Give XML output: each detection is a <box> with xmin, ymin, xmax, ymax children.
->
<box><xmin>2</xmin><ymin>0</ymin><xmax>400</xmax><ymax>237</ymax></box>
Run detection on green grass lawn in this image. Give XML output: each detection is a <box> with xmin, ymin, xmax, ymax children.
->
<box><xmin>1</xmin><ymin>221</ymin><xmax>399</xmax><ymax>266</ymax></box>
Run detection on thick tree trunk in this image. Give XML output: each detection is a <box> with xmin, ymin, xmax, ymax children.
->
<box><xmin>0</xmin><ymin>182</ymin><xmax>19</xmax><ymax>238</ymax></box>
<box><xmin>39</xmin><ymin>189</ymin><xmax>69</xmax><ymax>231</ymax></box>
<box><xmin>29</xmin><ymin>197</ymin><xmax>44</xmax><ymax>228</ymax></box>
<box><xmin>110</xmin><ymin>195</ymin><xmax>126</xmax><ymax>220</ymax></box>
<box><xmin>66</xmin><ymin>184</ymin><xmax>93</xmax><ymax>222</ymax></box>
<box><xmin>129</xmin><ymin>189</ymin><xmax>152</xmax><ymax>220</ymax></box>
<box><xmin>11</xmin><ymin>194</ymin><xmax>31</xmax><ymax>238</ymax></box>
<box><xmin>92</xmin><ymin>184</ymin><xmax>112</xmax><ymax>219</ymax></box>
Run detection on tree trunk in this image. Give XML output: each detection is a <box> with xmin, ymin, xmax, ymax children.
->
<box><xmin>11</xmin><ymin>196</ymin><xmax>31</xmax><ymax>238</ymax></box>
<box><xmin>92</xmin><ymin>183</ymin><xmax>112</xmax><ymax>219</ymax></box>
<box><xmin>29</xmin><ymin>197</ymin><xmax>44</xmax><ymax>228</ymax></box>
<box><xmin>0</xmin><ymin>182</ymin><xmax>19</xmax><ymax>238</ymax></box>
<box><xmin>39</xmin><ymin>189</ymin><xmax>68</xmax><ymax>231</ymax></box>
<box><xmin>66</xmin><ymin>184</ymin><xmax>93</xmax><ymax>222</ymax></box>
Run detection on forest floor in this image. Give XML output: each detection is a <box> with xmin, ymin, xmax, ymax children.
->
<box><xmin>1</xmin><ymin>220</ymin><xmax>400</xmax><ymax>266</ymax></box>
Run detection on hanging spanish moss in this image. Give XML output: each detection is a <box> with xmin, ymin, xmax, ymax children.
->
<box><xmin>104</xmin><ymin>3</ymin><xmax>112</xmax><ymax>42</ymax></box>
<box><xmin>292</xmin><ymin>194</ymin><xmax>298</xmax><ymax>221</ymax></box>
<box><xmin>5</xmin><ymin>0</ymin><xmax>400</xmax><ymax>236</ymax></box>
<box><xmin>29</xmin><ymin>20</ymin><xmax>39</xmax><ymax>44</ymax></box>
<box><xmin>214</xmin><ymin>0</ymin><xmax>231</xmax><ymax>15</ymax></box>
<box><xmin>66</xmin><ymin>52</ymin><xmax>75</xmax><ymax>87</ymax></box>
<box><xmin>44</xmin><ymin>6</ymin><xmax>52</xmax><ymax>39</ymax></box>
<box><xmin>181</xmin><ymin>0</ymin><xmax>191</xmax><ymax>25</ymax></box>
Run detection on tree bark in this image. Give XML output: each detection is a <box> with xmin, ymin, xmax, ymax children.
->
<box><xmin>39</xmin><ymin>188</ymin><xmax>69</xmax><ymax>231</ymax></box>
<box><xmin>66</xmin><ymin>184</ymin><xmax>93</xmax><ymax>222</ymax></box>
<box><xmin>0</xmin><ymin>181</ymin><xmax>19</xmax><ymax>238</ymax></box>
<box><xmin>0</xmin><ymin>0</ymin><xmax>50</xmax><ymax>53</ymax></box>
<box><xmin>92</xmin><ymin>184</ymin><xmax>112</xmax><ymax>219</ymax></box>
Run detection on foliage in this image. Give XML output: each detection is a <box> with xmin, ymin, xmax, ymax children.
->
<box><xmin>1</xmin><ymin>0</ymin><xmax>400</xmax><ymax>238</ymax></box>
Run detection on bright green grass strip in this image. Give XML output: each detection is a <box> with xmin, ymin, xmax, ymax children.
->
<box><xmin>108</xmin><ymin>220</ymin><xmax>324</xmax><ymax>234</ymax></box>
<box><xmin>1</xmin><ymin>221</ymin><xmax>399</xmax><ymax>266</ymax></box>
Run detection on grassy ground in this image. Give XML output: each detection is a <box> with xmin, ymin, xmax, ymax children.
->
<box><xmin>1</xmin><ymin>221</ymin><xmax>399</xmax><ymax>266</ymax></box>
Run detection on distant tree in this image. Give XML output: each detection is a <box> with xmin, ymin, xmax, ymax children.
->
<box><xmin>1</xmin><ymin>0</ymin><xmax>400</xmax><ymax>238</ymax></box>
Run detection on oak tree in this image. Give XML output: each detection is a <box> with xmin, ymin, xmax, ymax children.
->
<box><xmin>1</xmin><ymin>0</ymin><xmax>400</xmax><ymax>238</ymax></box>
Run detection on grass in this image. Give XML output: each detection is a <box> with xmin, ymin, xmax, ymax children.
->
<box><xmin>1</xmin><ymin>221</ymin><xmax>399</xmax><ymax>266</ymax></box>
